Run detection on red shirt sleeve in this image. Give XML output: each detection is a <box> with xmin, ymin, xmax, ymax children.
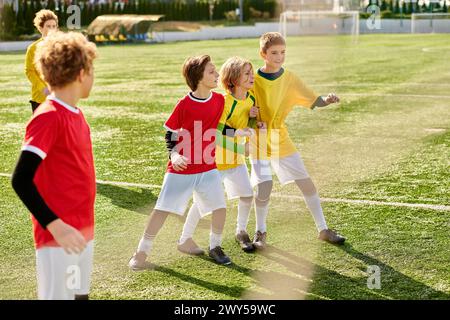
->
<box><xmin>164</xmin><ymin>100</ymin><xmax>183</xmax><ymax>132</ymax></box>
<box><xmin>22</xmin><ymin>111</ymin><xmax>58</xmax><ymax>159</ymax></box>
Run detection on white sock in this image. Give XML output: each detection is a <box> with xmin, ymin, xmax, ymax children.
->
<box><xmin>209</xmin><ymin>232</ymin><xmax>222</xmax><ymax>250</ymax></box>
<box><xmin>303</xmin><ymin>193</ymin><xmax>328</xmax><ymax>232</ymax></box>
<box><xmin>137</xmin><ymin>233</ymin><xmax>154</xmax><ymax>255</ymax></box>
<box><xmin>179</xmin><ymin>203</ymin><xmax>202</xmax><ymax>244</ymax></box>
<box><xmin>236</xmin><ymin>198</ymin><xmax>252</xmax><ymax>234</ymax></box>
<box><xmin>255</xmin><ymin>201</ymin><xmax>269</xmax><ymax>233</ymax></box>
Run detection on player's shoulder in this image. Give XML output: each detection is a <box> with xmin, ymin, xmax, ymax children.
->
<box><xmin>27</xmin><ymin>38</ymin><xmax>42</xmax><ymax>52</ymax></box>
<box><xmin>26</xmin><ymin>101</ymin><xmax>59</xmax><ymax>129</ymax></box>
<box><xmin>223</xmin><ymin>92</ymin><xmax>234</xmax><ymax>103</ymax></box>
<box><xmin>211</xmin><ymin>91</ymin><xmax>225</xmax><ymax>103</ymax></box>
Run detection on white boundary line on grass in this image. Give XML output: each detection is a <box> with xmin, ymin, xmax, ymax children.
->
<box><xmin>273</xmin><ymin>193</ymin><xmax>450</xmax><ymax>212</ymax></box>
<box><xmin>344</xmin><ymin>93</ymin><xmax>450</xmax><ymax>99</ymax></box>
<box><xmin>1</xmin><ymin>172</ymin><xmax>448</xmax><ymax>212</ymax></box>
<box><xmin>312</xmin><ymin>83</ymin><xmax>450</xmax><ymax>88</ymax></box>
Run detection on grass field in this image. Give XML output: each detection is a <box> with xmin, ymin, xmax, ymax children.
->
<box><xmin>0</xmin><ymin>34</ymin><xmax>449</xmax><ymax>300</ymax></box>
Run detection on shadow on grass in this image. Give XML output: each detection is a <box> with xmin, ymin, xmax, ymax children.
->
<box><xmin>243</xmin><ymin>244</ymin><xmax>450</xmax><ymax>300</ymax></box>
<box><xmin>96</xmin><ymin>183</ymin><xmax>157</xmax><ymax>214</ymax></box>
<box><xmin>322</xmin><ymin>243</ymin><xmax>450</xmax><ymax>300</ymax></box>
<box><xmin>127</xmin><ymin>242</ymin><xmax>449</xmax><ymax>300</ymax></box>
<box><xmin>154</xmin><ymin>265</ymin><xmax>246</xmax><ymax>299</ymax></box>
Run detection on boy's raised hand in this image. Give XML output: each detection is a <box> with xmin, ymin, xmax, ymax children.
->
<box><xmin>249</xmin><ymin>106</ymin><xmax>259</xmax><ymax>118</ymax></box>
<box><xmin>47</xmin><ymin>219</ymin><xmax>87</xmax><ymax>255</ymax></box>
<box><xmin>171</xmin><ymin>152</ymin><xmax>188</xmax><ymax>171</ymax></box>
<box><xmin>325</xmin><ymin>93</ymin><xmax>340</xmax><ymax>105</ymax></box>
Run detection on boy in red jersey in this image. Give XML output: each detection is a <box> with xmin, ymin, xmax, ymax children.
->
<box><xmin>11</xmin><ymin>32</ymin><xmax>97</xmax><ymax>300</ymax></box>
<box><xmin>129</xmin><ymin>55</ymin><xmax>232</xmax><ymax>270</ymax></box>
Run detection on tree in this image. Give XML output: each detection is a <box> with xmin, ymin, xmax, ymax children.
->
<box><xmin>0</xmin><ymin>4</ymin><xmax>18</xmax><ymax>39</ymax></box>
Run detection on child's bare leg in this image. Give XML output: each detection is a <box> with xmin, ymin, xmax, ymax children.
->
<box><xmin>210</xmin><ymin>207</ymin><xmax>226</xmax><ymax>249</ymax></box>
<box><xmin>137</xmin><ymin>209</ymin><xmax>170</xmax><ymax>255</ymax></box>
<box><xmin>209</xmin><ymin>207</ymin><xmax>231</xmax><ymax>264</ymax></box>
<box><xmin>236</xmin><ymin>196</ymin><xmax>253</xmax><ymax>234</ymax></box>
<box><xmin>129</xmin><ymin>209</ymin><xmax>170</xmax><ymax>270</ymax></box>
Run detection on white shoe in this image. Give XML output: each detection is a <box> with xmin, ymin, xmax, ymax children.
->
<box><xmin>128</xmin><ymin>251</ymin><xmax>153</xmax><ymax>271</ymax></box>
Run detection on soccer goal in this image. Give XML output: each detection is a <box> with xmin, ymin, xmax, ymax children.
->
<box><xmin>279</xmin><ymin>10</ymin><xmax>360</xmax><ymax>42</ymax></box>
<box><xmin>411</xmin><ymin>13</ymin><xmax>450</xmax><ymax>34</ymax></box>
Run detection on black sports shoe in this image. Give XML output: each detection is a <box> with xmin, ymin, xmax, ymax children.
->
<box><xmin>235</xmin><ymin>231</ymin><xmax>256</xmax><ymax>253</ymax></box>
<box><xmin>208</xmin><ymin>246</ymin><xmax>232</xmax><ymax>265</ymax></box>
<box><xmin>318</xmin><ymin>229</ymin><xmax>346</xmax><ymax>245</ymax></box>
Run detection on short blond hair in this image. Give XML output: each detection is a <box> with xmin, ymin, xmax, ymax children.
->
<box><xmin>35</xmin><ymin>32</ymin><xmax>97</xmax><ymax>89</ymax></box>
<box><xmin>259</xmin><ymin>32</ymin><xmax>286</xmax><ymax>53</ymax></box>
<box><xmin>220</xmin><ymin>56</ymin><xmax>253</xmax><ymax>93</ymax></box>
<box><xmin>33</xmin><ymin>9</ymin><xmax>58</xmax><ymax>31</ymax></box>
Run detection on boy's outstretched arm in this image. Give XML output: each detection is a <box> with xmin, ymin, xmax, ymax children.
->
<box><xmin>312</xmin><ymin>93</ymin><xmax>340</xmax><ymax>109</ymax></box>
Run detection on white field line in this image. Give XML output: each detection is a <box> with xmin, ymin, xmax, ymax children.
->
<box><xmin>312</xmin><ymin>83</ymin><xmax>450</xmax><ymax>88</ymax></box>
<box><xmin>1</xmin><ymin>172</ymin><xmax>448</xmax><ymax>212</ymax></box>
<box><xmin>273</xmin><ymin>193</ymin><xmax>450</xmax><ymax>212</ymax></box>
<box><xmin>343</xmin><ymin>93</ymin><xmax>450</xmax><ymax>99</ymax></box>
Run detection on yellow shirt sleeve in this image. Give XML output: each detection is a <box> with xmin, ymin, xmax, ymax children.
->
<box><xmin>292</xmin><ymin>74</ymin><xmax>319</xmax><ymax>109</ymax></box>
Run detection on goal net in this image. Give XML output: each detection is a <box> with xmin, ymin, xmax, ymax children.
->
<box><xmin>411</xmin><ymin>13</ymin><xmax>450</xmax><ymax>34</ymax></box>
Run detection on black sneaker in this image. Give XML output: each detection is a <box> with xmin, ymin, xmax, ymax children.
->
<box><xmin>208</xmin><ymin>246</ymin><xmax>232</xmax><ymax>265</ymax></box>
<box><xmin>235</xmin><ymin>231</ymin><xmax>256</xmax><ymax>253</ymax></box>
<box><xmin>318</xmin><ymin>229</ymin><xmax>346</xmax><ymax>245</ymax></box>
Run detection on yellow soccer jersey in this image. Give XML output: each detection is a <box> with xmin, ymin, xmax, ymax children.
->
<box><xmin>25</xmin><ymin>38</ymin><xmax>47</xmax><ymax>103</ymax></box>
<box><xmin>216</xmin><ymin>92</ymin><xmax>255</xmax><ymax>171</ymax></box>
<box><xmin>252</xmin><ymin>68</ymin><xmax>319</xmax><ymax>159</ymax></box>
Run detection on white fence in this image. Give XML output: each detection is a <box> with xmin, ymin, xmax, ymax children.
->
<box><xmin>1</xmin><ymin>19</ymin><xmax>449</xmax><ymax>51</ymax></box>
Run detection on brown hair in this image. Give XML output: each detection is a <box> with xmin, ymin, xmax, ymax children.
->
<box><xmin>35</xmin><ymin>31</ymin><xmax>97</xmax><ymax>89</ymax></box>
<box><xmin>259</xmin><ymin>32</ymin><xmax>286</xmax><ymax>54</ymax></box>
<box><xmin>33</xmin><ymin>9</ymin><xmax>58</xmax><ymax>31</ymax></box>
<box><xmin>219</xmin><ymin>56</ymin><xmax>253</xmax><ymax>93</ymax></box>
<box><xmin>182</xmin><ymin>55</ymin><xmax>211</xmax><ymax>91</ymax></box>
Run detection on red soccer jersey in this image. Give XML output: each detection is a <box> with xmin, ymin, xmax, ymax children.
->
<box><xmin>22</xmin><ymin>96</ymin><xmax>96</xmax><ymax>249</ymax></box>
<box><xmin>164</xmin><ymin>92</ymin><xmax>224</xmax><ymax>174</ymax></box>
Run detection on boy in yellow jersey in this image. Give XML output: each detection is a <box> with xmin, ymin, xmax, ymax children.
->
<box><xmin>250</xmin><ymin>32</ymin><xmax>345</xmax><ymax>247</ymax></box>
<box><xmin>177</xmin><ymin>57</ymin><xmax>266</xmax><ymax>254</ymax></box>
<box><xmin>25</xmin><ymin>10</ymin><xmax>58</xmax><ymax>112</ymax></box>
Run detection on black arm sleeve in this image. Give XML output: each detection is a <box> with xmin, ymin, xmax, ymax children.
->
<box><xmin>165</xmin><ymin>130</ymin><xmax>178</xmax><ymax>158</ymax></box>
<box><xmin>222</xmin><ymin>124</ymin><xmax>236</xmax><ymax>137</ymax></box>
<box><xmin>11</xmin><ymin>151</ymin><xmax>59</xmax><ymax>229</ymax></box>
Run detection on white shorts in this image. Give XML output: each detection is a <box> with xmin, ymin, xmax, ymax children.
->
<box><xmin>155</xmin><ymin>169</ymin><xmax>226</xmax><ymax>217</ymax></box>
<box><xmin>36</xmin><ymin>240</ymin><xmax>94</xmax><ymax>300</ymax></box>
<box><xmin>250</xmin><ymin>152</ymin><xmax>310</xmax><ymax>187</ymax></box>
<box><xmin>220</xmin><ymin>164</ymin><xmax>254</xmax><ymax>200</ymax></box>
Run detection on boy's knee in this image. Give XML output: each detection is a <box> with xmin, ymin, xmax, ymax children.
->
<box><xmin>255</xmin><ymin>180</ymin><xmax>273</xmax><ymax>203</ymax></box>
<box><xmin>240</xmin><ymin>196</ymin><xmax>253</xmax><ymax>204</ymax></box>
<box><xmin>295</xmin><ymin>178</ymin><xmax>317</xmax><ymax>196</ymax></box>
